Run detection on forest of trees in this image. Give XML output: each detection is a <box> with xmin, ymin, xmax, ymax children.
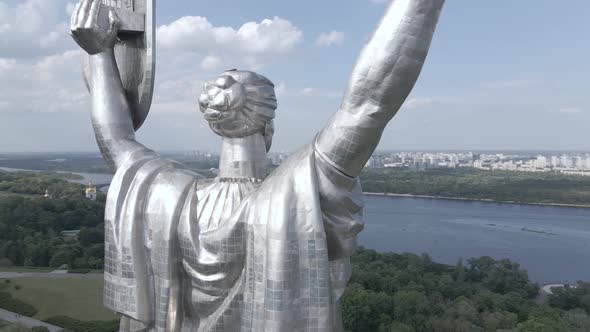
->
<box><xmin>343</xmin><ymin>248</ymin><xmax>590</xmax><ymax>332</ymax></box>
<box><xmin>361</xmin><ymin>167</ymin><xmax>590</xmax><ymax>206</ymax></box>
<box><xmin>0</xmin><ymin>171</ymin><xmax>105</xmax><ymax>269</ymax></box>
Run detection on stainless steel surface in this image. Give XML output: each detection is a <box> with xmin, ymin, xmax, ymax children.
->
<box><xmin>315</xmin><ymin>0</ymin><xmax>445</xmax><ymax>178</ymax></box>
<box><xmin>200</xmin><ymin>70</ymin><xmax>277</xmax><ymax>153</ymax></box>
<box><xmin>97</xmin><ymin>4</ymin><xmax>145</xmax><ymax>33</ymax></box>
<box><xmin>80</xmin><ymin>0</ymin><xmax>155</xmax><ymax>131</ymax></box>
<box><xmin>70</xmin><ymin>0</ymin><xmax>445</xmax><ymax>330</ymax></box>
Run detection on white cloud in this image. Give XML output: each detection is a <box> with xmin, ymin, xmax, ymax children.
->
<box><xmin>275</xmin><ymin>82</ymin><xmax>288</xmax><ymax>97</ymax></box>
<box><xmin>0</xmin><ymin>50</ymin><xmax>88</xmax><ymax>113</ymax></box>
<box><xmin>200</xmin><ymin>55</ymin><xmax>224</xmax><ymax>71</ymax></box>
<box><xmin>0</xmin><ymin>2</ymin><xmax>305</xmax><ymax>117</ymax></box>
<box><xmin>40</xmin><ymin>23</ymin><xmax>68</xmax><ymax>49</ymax></box>
<box><xmin>558</xmin><ymin>107</ymin><xmax>582</xmax><ymax>114</ymax></box>
<box><xmin>0</xmin><ymin>1</ymin><xmax>334</xmax><ymax>152</ymax></box>
<box><xmin>65</xmin><ymin>2</ymin><xmax>76</xmax><ymax>15</ymax></box>
<box><xmin>0</xmin><ymin>0</ymin><xmax>74</xmax><ymax>58</ymax></box>
<box><xmin>157</xmin><ymin>16</ymin><xmax>303</xmax><ymax>69</ymax></box>
<box><xmin>403</xmin><ymin>98</ymin><xmax>434</xmax><ymax>110</ymax></box>
<box><xmin>300</xmin><ymin>87</ymin><xmax>319</xmax><ymax>96</ymax></box>
<box><xmin>315</xmin><ymin>31</ymin><xmax>345</xmax><ymax>47</ymax></box>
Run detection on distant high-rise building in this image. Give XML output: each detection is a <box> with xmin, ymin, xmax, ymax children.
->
<box><xmin>400</xmin><ymin>153</ymin><xmax>407</xmax><ymax>164</ymax></box>
<box><xmin>535</xmin><ymin>156</ymin><xmax>547</xmax><ymax>169</ymax></box>
<box><xmin>574</xmin><ymin>156</ymin><xmax>584</xmax><ymax>169</ymax></box>
<box><xmin>428</xmin><ymin>156</ymin><xmax>439</xmax><ymax>167</ymax></box>
<box><xmin>449</xmin><ymin>155</ymin><xmax>459</xmax><ymax>168</ymax></box>
<box><xmin>366</xmin><ymin>154</ymin><xmax>384</xmax><ymax>168</ymax></box>
<box><xmin>561</xmin><ymin>155</ymin><xmax>572</xmax><ymax>168</ymax></box>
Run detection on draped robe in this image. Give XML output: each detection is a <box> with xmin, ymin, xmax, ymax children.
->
<box><xmin>103</xmin><ymin>142</ymin><xmax>364</xmax><ymax>331</ymax></box>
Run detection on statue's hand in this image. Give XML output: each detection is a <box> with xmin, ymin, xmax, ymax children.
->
<box><xmin>70</xmin><ymin>0</ymin><xmax>120</xmax><ymax>55</ymax></box>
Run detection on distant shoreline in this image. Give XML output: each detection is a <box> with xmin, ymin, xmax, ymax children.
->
<box><xmin>3</xmin><ymin>166</ymin><xmax>590</xmax><ymax>209</ymax></box>
<box><xmin>363</xmin><ymin>192</ymin><xmax>590</xmax><ymax>209</ymax></box>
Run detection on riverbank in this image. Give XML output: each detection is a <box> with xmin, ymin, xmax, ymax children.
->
<box><xmin>0</xmin><ymin>167</ymin><xmax>113</xmax><ymax>188</ymax></box>
<box><xmin>6</xmin><ymin>166</ymin><xmax>590</xmax><ymax>209</ymax></box>
<box><xmin>364</xmin><ymin>192</ymin><xmax>590</xmax><ymax>209</ymax></box>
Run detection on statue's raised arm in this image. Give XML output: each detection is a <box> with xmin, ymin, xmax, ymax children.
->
<box><xmin>70</xmin><ymin>0</ymin><xmax>154</xmax><ymax>170</ymax></box>
<box><xmin>315</xmin><ymin>0</ymin><xmax>445</xmax><ymax>177</ymax></box>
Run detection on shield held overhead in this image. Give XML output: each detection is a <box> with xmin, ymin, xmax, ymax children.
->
<box><xmin>82</xmin><ymin>0</ymin><xmax>155</xmax><ymax>131</ymax></box>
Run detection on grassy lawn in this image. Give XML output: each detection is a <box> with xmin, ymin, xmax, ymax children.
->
<box><xmin>2</xmin><ymin>278</ymin><xmax>117</xmax><ymax>321</ymax></box>
<box><xmin>0</xmin><ymin>322</ymin><xmax>16</xmax><ymax>332</ymax></box>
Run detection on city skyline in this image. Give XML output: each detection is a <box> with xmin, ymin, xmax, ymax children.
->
<box><xmin>364</xmin><ymin>151</ymin><xmax>590</xmax><ymax>175</ymax></box>
<box><xmin>1</xmin><ymin>0</ymin><xmax>589</xmax><ymax>152</ymax></box>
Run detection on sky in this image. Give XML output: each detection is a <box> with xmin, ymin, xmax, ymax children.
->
<box><xmin>0</xmin><ymin>0</ymin><xmax>589</xmax><ymax>153</ymax></box>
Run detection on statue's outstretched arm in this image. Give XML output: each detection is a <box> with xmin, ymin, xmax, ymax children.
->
<box><xmin>315</xmin><ymin>0</ymin><xmax>445</xmax><ymax>177</ymax></box>
<box><xmin>71</xmin><ymin>0</ymin><xmax>150</xmax><ymax>170</ymax></box>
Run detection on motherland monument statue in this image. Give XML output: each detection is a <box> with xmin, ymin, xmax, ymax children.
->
<box><xmin>69</xmin><ymin>0</ymin><xmax>445</xmax><ymax>330</ymax></box>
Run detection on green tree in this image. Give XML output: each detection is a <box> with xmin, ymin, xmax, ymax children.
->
<box><xmin>1</xmin><ymin>241</ymin><xmax>23</xmax><ymax>266</ymax></box>
<box><xmin>563</xmin><ymin>308</ymin><xmax>590</xmax><ymax>331</ymax></box>
<box><xmin>517</xmin><ymin>306</ymin><xmax>569</xmax><ymax>332</ymax></box>
<box><xmin>79</xmin><ymin>227</ymin><xmax>103</xmax><ymax>246</ymax></box>
<box><xmin>393</xmin><ymin>290</ymin><xmax>431</xmax><ymax>330</ymax></box>
<box><xmin>50</xmin><ymin>250</ymin><xmax>73</xmax><ymax>268</ymax></box>
<box><xmin>341</xmin><ymin>283</ymin><xmax>394</xmax><ymax>332</ymax></box>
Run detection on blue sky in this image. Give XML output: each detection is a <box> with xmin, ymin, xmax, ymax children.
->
<box><xmin>0</xmin><ymin>0</ymin><xmax>588</xmax><ymax>152</ymax></box>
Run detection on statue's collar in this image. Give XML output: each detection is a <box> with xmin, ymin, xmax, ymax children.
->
<box><xmin>216</xmin><ymin>177</ymin><xmax>263</xmax><ymax>184</ymax></box>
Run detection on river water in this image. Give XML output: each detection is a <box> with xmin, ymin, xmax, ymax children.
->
<box><xmin>362</xmin><ymin>195</ymin><xmax>590</xmax><ymax>284</ymax></box>
<box><xmin>3</xmin><ymin>167</ymin><xmax>589</xmax><ymax>284</ymax></box>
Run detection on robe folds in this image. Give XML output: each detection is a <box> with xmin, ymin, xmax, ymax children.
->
<box><xmin>103</xmin><ymin>143</ymin><xmax>364</xmax><ymax>331</ymax></box>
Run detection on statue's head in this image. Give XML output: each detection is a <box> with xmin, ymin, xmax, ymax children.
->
<box><xmin>199</xmin><ymin>69</ymin><xmax>277</xmax><ymax>152</ymax></box>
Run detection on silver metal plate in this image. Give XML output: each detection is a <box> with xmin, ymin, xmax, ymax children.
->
<box><xmin>83</xmin><ymin>0</ymin><xmax>155</xmax><ymax>130</ymax></box>
<box><xmin>97</xmin><ymin>5</ymin><xmax>145</xmax><ymax>33</ymax></box>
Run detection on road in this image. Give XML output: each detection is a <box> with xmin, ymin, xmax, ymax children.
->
<box><xmin>0</xmin><ymin>308</ymin><xmax>64</xmax><ymax>331</ymax></box>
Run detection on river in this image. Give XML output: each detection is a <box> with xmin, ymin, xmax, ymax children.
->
<box><xmin>3</xmin><ymin>167</ymin><xmax>589</xmax><ymax>284</ymax></box>
<box><xmin>362</xmin><ymin>195</ymin><xmax>590</xmax><ymax>284</ymax></box>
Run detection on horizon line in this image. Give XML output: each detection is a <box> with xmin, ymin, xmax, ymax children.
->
<box><xmin>2</xmin><ymin>149</ymin><xmax>590</xmax><ymax>155</ymax></box>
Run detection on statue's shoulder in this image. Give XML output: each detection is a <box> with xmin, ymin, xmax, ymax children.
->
<box><xmin>196</xmin><ymin>178</ymin><xmax>216</xmax><ymax>192</ymax></box>
<box><xmin>109</xmin><ymin>151</ymin><xmax>202</xmax><ymax>208</ymax></box>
